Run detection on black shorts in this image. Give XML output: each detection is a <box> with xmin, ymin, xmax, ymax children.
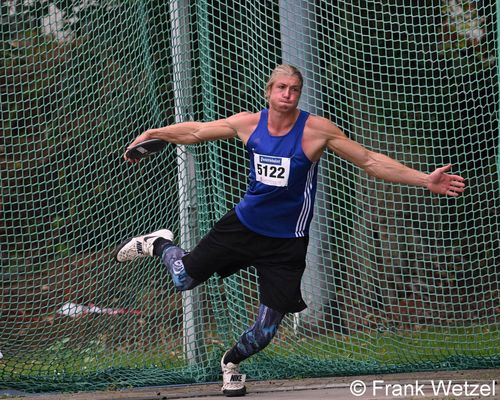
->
<box><xmin>182</xmin><ymin>209</ymin><xmax>308</xmax><ymax>313</ymax></box>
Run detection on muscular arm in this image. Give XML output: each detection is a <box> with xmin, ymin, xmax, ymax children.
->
<box><xmin>129</xmin><ymin>118</ymin><xmax>238</xmax><ymax>147</ymax></box>
<box><xmin>125</xmin><ymin>112</ymin><xmax>257</xmax><ymax>160</ymax></box>
<box><xmin>330</xmin><ymin>134</ymin><xmax>429</xmax><ymax>187</ymax></box>
<box><xmin>310</xmin><ymin>116</ymin><xmax>465</xmax><ymax>196</ymax></box>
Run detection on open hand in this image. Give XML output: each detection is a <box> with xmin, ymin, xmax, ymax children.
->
<box><xmin>427</xmin><ymin>164</ymin><xmax>465</xmax><ymax>196</ymax></box>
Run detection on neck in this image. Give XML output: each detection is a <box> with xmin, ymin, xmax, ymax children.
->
<box><xmin>267</xmin><ymin>107</ymin><xmax>300</xmax><ymax>136</ymax></box>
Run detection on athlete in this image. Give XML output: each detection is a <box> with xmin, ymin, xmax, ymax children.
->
<box><xmin>114</xmin><ymin>64</ymin><xmax>466</xmax><ymax>397</ymax></box>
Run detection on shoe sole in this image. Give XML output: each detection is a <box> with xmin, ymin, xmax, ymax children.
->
<box><xmin>222</xmin><ymin>387</ymin><xmax>246</xmax><ymax>397</ymax></box>
<box><xmin>113</xmin><ymin>238</ymin><xmax>134</xmax><ymax>262</ymax></box>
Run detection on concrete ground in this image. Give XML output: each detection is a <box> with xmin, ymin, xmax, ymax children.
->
<box><xmin>3</xmin><ymin>369</ymin><xmax>499</xmax><ymax>400</ymax></box>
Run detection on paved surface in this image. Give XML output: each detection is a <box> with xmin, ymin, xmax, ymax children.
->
<box><xmin>2</xmin><ymin>369</ymin><xmax>499</xmax><ymax>400</ymax></box>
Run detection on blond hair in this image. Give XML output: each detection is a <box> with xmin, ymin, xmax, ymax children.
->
<box><xmin>265</xmin><ymin>64</ymin><xmax>303</xmax><ymax>100</ymax></box>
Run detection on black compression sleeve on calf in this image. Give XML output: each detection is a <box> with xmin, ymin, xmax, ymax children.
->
<box><xmin>153</xmin><ymin>238</ymin><xmax>173</xmax><ymax>257</ymax></box>
<box><xmin>224</xmin><ymin>304</ymin><xmax>285</xmax><ymax>365</ymax></box>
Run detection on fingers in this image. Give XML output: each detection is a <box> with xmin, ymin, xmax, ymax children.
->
<box><xmin>123</xmin><ymin>152</ymin><xmax>141</xmax><ymax>164</ymax></box>
<box><xmin>438</xmin><ymin>166</ymin><xmax>466</xmax><ymax>197</ymax></box>
<box><xmin>445</xmin><ymin>179</ymin><xmax>466</xmax><ymax>196</ymax></box>
<box><xmin>449</xmin><ymin>173</ymin><xmax>465</xmax><ymax>182</ymax></box>
<box><xmin>444</xmin><ymin>186</ymin><xmax>462</xmax><ymax>196</ymax></box>
<box><xmin>123</xmin><ymin>134</ymin><xmax>148</xmax><ymax>163</ymax></box>
<box><xmin>447</xmin><ymin>177</ymin><xmax>465</xmax><ymax>195</ymax></box>
<box><xmin>450</xmin><ymin>175</ymin><xmax>466</xmax><ymax>192</ymax></box>
<box><xmin>438</xmin><ymin>164</ymin><xmax>452</xmax><ymax>173</ymax></box>
<box><xmin>448</xmin><ymin>187</ymin><xmax>465</xmax><ymax>195</ymax></box>
<box><xmin>123</xmin><ymin>132</ymin><xmax>151</xmax><ymax>163</ymax></box>
<box><xmin>450</xmin><ymin>179</ymin><xmax>465</xmax><ymax>188</ymax></box>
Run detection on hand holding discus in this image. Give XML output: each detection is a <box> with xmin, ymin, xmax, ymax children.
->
<box><xmin>124</xmin><ymin>138</ymin><xmax>167</xmax><ymax>163</ymax></box>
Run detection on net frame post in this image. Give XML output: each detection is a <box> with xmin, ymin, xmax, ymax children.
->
<box><xmin>195</xmin><ymin>0</ymin><xmax>237</xmax><ymax>349</ymax></box>
<box><xmin>497</xmin><ymin>0</ymin><xmax>500</xmax><ymax>190</ymax></box>
<box><xmin>170</xmin><ymin>0</ymin><xmax>202</xmax><ymax>367</ymax></box>
<box><xmin>279</xmin><ymin>0</ymin><xmax>330</xmax><ymax>334</ymax></box>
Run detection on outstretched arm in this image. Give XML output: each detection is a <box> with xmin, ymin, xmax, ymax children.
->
<box><xmin>314</xmin><ymin>117</ymin><xmax>465</xmax><ymax>196</ymax></box>
<box><xmin>126</xmin><ymin>119</ymin><xmax>236</xmax><ymax>149</ymax></box>
<box><xmin>124</xmin><ymin>112</ymin><xmax>256</xmax><ymax>162</ymax></box>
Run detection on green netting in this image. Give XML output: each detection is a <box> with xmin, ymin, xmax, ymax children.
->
<box><xmin>1</xmin><ymin>0</ymin><xmax>499</xmax><ymax>394</ymax></box>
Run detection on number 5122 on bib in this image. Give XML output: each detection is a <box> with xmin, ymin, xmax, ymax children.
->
<box><xmin>254</xmin><ymin>153</ymin><xmax>291</xmax><ymax>187</ymax></box>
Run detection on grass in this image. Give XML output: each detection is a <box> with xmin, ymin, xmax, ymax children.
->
<box><xmin>0</xmin><ymin>324</ymin><xmax>498</xmax><ymax>392</ymax></box>
<box><xmin>272</xmin><ymin>324</ymin><xmax>500</xmax><ymax>366</ymax></box>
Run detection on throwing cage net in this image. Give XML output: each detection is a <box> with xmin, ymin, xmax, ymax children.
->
<box><xmin>1</xmin><ymin>0</ymin><xmax>499</xmax><ymax>392</ymax></box>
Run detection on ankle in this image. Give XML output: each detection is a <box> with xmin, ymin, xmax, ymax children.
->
<box><xmin>153</xmin><ymin>238</ymin><xmax>173</xmax><ymax>257</ymax></box>
<box><xmin>224</xmin><ymin>347</ymin><xmax>246</xmax><ymax>365</ymax></box>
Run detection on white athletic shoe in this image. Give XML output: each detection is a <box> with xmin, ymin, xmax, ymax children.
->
<box><xmin>114</xmin><ymin>229</ymin><xmax>173</xmax><ymax>262</ymax></box>
<box><xmin>221</xmin><ymin>351</ymin><xmax>246</xmax><ymax>397</ymax></box>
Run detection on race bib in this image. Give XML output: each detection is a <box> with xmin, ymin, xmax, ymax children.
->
<box><xmin>254</xmin><ymin>153</ymin><xmax>291</xmax><ymax>187</ymax></box>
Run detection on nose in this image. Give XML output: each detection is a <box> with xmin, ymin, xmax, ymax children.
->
<box><xmin>283</xmin><ymin>88</ymin><xmax>291</xmax><ymax>98</ymax></box>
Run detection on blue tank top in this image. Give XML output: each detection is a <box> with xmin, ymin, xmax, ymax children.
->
<box><xmin>235</xmin><ymin>109</ymin><xmax>318</xmax><ymax>238</ymax></box>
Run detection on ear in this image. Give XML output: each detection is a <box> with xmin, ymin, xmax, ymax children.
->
<box><xmin>265</xmin><ymin>85</ymin><xmax>272</xmax><ymax>100</ymax></box>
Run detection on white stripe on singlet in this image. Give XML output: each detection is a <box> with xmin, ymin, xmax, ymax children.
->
<box><xmin>295</xmin><ymin>161</ymin><xmax>317</xmax><ymax>237</ymax></box>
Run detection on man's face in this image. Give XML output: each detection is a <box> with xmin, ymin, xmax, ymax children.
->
<box><xmin>267</xmin><ymin>75</ymin><xmax>302</xmax><ymax>112</ymax></box>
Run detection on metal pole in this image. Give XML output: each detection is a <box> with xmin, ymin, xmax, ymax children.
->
<box><xmin>138</xmin><ymin>0</ymin><xmax>161</xmax><ymax>126</ymax></box>
<box><xmin>195</xmin><ymin>0</ymin><xmax>235</xmax><ymax>347</ymax></box>
<box><xmin>169</xmin><ymin>0</ymin><xmax>200</xmax><ymax>366</ymax></box>
<box><xmin>279</xmin><ymin>1</ymin><xmax>330</xmax><ymax>332</ymax></box>
<box><xmin>497</xmin><ymin>0</ymin><xmax>500</xmax><ymax>191</ymax></box>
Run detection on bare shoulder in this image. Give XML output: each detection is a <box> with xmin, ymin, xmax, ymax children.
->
<box><xmin>302</xmin><ymin>115</ymin><xmax>350</xmax><ymax>160</ymax></box>
<box><xmin>226</xmin><ymin>111</ymin><xmax>261</xmax><ymax>141</ymax></box>
<box><xmin>226</xmin><ymin>111</ymin><xmax>259</xmax><ymax>126</ymax></box>
<box><xmin>305</xmin><ymin>114</ymin><xmax>345</xmax><ymax>139</ymax></box>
